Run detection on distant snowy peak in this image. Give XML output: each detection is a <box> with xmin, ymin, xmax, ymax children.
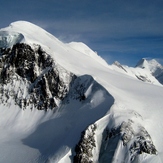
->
<box><xmin>112</xmin><ymin>60</ymin><xmax>162</xmax><ymax>86</ymax></box>
<box><xmin>135</xmin><ymin>58</ymin><xmax>149</xmax><ymax>69</ymax></box>
<box><xmin>136</xmin><ymin>58</ymin><xmax>163</xmax><ymax>84</ymax></box>
<box><xmin>136</xmin><ymin>58</ymin><xmax>163</xmax><ymax>72</ymax></box>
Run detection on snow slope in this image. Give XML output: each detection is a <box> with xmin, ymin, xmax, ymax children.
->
<box><xmin>0</xmin><ymin>21</ymin><xmax>163</xmax><ymax>163</ymax></box>
<box><xmin>136</xmin><ymin>58</ymin><xmax>163</xmax><ymax>84</ymax></box>
<box><xmin>112</xmin><ymin>60</ymin><xmax>162</xmax><ymax>86</ymax></box>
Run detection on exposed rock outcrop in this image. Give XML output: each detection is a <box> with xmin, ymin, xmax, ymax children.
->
<box><xmin>0</xmin><ymin>43</ymin><xmax>75</xmax><ymax>110</ymax></box>
<box><xmin>113</xmin><ymin>61</ymin><xmax>127</xmax><ymax>73</ymax></box>
<box><xmin>74</xmin><ymin>124</ymin><xmax>97</xmax><ymax>163</ymax></box>
<box><xmin>99</xmin><ymin>120</ymin><xmax>157</xmax><ymax>162</ymax></box>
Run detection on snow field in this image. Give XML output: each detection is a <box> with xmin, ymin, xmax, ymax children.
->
<box><xmin>0</xmin><ymin>21</ymin><xmax>163</xmax><ymax>162</ymax></box>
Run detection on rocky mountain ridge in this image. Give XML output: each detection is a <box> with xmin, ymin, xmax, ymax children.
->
<box><xmin>113</xmin><ymin>58</ymin><xmax>163</xmax><ymax>85</ymax></box>
<box><xmin>0</xmin><ymin>21</ymin><xmax>162</xmax><ymax>163</ymax></box>
<box><xmin>0</xmin><ymin>43</ymin><xmax>102</xmax><ymax>112</ymax></box>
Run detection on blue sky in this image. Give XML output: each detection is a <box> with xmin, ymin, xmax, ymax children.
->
<box><xmin>1</xmin><ymin>0</ymin><xmax>163</xmax><ymax>66</ymax></box>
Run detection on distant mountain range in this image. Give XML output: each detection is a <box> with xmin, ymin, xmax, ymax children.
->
<box><xmin>113</xmin><ymin>58</ymin><xmax>163</xmax><ymax>85</ymax></box>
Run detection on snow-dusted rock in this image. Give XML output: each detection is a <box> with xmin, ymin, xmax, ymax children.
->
<box><xmin>0</xmin><ymin>21</ymin><xmax>163</xmax><ymax>163</ymax></box>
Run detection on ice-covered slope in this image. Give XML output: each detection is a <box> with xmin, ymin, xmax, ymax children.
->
<box><xmin>0</xmin><ymin>21</ymin><xmax>163</xmax><ymax>163</ymax></box>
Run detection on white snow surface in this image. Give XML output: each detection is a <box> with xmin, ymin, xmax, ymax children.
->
<box><xmin>0</xmin><ymin>21</ymin><xmax>163</xmax><ymax>163</ymax></box>
<box><xmin>136</xmin><ymin>58</ymin><xmax>163</xmax><ymax>81</ymax></box>
<box><xmin>112</xmin><ymin>61</ymin><xmax>162</xmax><ymax>86</ymax></box>
<box><xmin>136</xmin><ymin>58</ymin><xmax>163</xmax><ymax>73</ymax></box>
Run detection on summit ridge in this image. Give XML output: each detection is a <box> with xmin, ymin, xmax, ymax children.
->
<box><xmin>0</xmin><ymin>21</ymin><xmax>163</xmax><ymax>163</ymax></box>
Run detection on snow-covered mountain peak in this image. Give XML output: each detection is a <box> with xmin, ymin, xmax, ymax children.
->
<box><xmin>0</xmin><ymin>21</ymin><xmax>62</xmax><ymax>47</ymax></box>
<box><xmin>9</xmin><ymin>21</ymin><xmax>41</xmax><ymax>30</ymax></box>
<box><xmin>136</xmin><ymin>58</ymin><xmax>162</xmax><ymax>70</ymax></box>
<box><xmin>136</xmin><ymin>58</ymin><xmax>162</xmax><ymax>71</ymax></box>
<box><xmin>0</xmin><ymin>21</ymin><xmax>163</xmax><ymax>163</ymax></box>
<box><xmin>148</xmin><ymin>59</ymin><xmax>162</xmax><ymax>67</ymax></box>
<box><xmin>9</xmin><ymin>21</ymin><xmax>41</xmax><ymax>29</ymax></box>
<box><xmin>0</xmin><ymin>21</ymin><xmax>109</xmax><ymax>73</ymax></box>
<box><xmin>146</xmin><ymin>59</ymin><xmax>163</xmax><ymax>73</ymax></box>
<box><xmin>135</xmin><ymin>58</ymin><xmax>163</xmax><ymax>84</ymax></box>
<box><xmin>111</xmin><ymin>59</ymin><xmax>162</xmax><ymax>86</ymax></box>
<box><xmin>135</xmin><ymin>58</ymin><xmax>149</xmax><ymax>69</ymax></box>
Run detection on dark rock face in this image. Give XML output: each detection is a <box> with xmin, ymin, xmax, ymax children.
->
<box><xmin>99</xmin><ymin>120</ymin><xmax>157</xmax><ymax>162</ymax></box>
<box><xmin>113</xmin><ymin>61</ymin><xmax>127</xmax><ymax>73</ymax></box>
<box><xmin>74</xmin><ymin>124</ymin><xmax>97</xmax><ymax>163</ymax></box>
<box><xmin>67</xmin><ymin>75</ymin><xmax>93</xmax><ymax>101</ymax></box>
<box><xmin>135</xmin><ymin>75</ymin><xmax>151</xmax><ymax>83</ymax></box>
<box><xmin>0</xmin><ymin>43</ymin><xmax>106</xmax><ymax>111</ymax></box>
<box><xmin>156</xmin><ymin>73</ymin><xmax>163</xmax><ymax>85</ymax></box>
<box><xmin>0</xmin><ymin>43</ymin><xmax>75</xmax><ymax>110</ymax></box>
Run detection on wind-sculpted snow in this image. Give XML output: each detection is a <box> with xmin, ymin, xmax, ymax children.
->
<box><xmin>21</xmin><ymin>76</ymin><xmax>114</xmax><ymax>163</ymax></box>
<box><xmin>99</xmin><ymin>120</ymin><xmax>157</xmax><ymax>163</ymax></box>
<box><xmin>0</xmin><ymin>42</ymin><xmax>115</xmax><ymax>162</ymax></box>
<box><xmin>0</xmin><ymin>31</ymin><xmax>24</xmax><ymax>48</ymax></box>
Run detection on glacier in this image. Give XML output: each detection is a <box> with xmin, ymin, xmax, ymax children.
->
<box><xmin>0</xmin><ymin>21</ymin><xmax>163</xmax><ymax>163</ymax></box>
